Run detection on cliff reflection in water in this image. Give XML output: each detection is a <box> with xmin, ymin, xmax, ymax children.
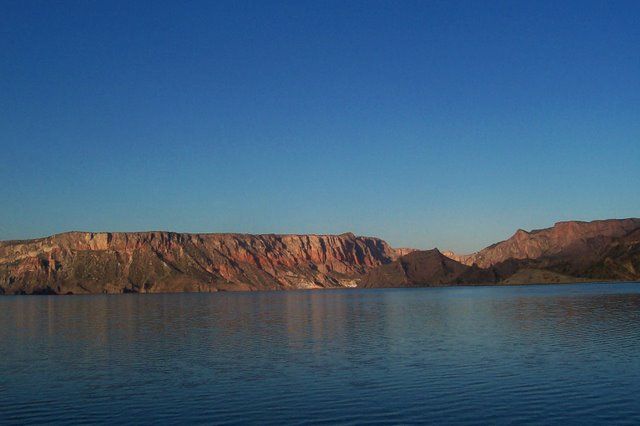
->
<box><xmin>2</xmin><ymin>283</ymin><xmax>640</xmax><ymax>424</ymax></box>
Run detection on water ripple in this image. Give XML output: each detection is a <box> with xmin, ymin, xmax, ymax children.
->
<box><xmin>2</xmin><ymin>283</ymin><xmax>640</xmax><ymax>424</ymax></box>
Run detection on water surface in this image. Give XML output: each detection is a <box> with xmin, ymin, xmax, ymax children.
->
<box><xmin>2</xmin><ymin>283</ymin><xmax>640</xmax><ymax>424</ymax></box>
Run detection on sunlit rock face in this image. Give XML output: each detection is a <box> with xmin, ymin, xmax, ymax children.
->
<box><xmin>451</xmin><ymin>219</ymin><xmax>640</xmax><ymax>268</ymax></box>
<box><xmin>3</xmin><ymin>218</ymin><xmax>640</xmax><ymax>294</ymax></box>
<box><xmin>394</xmin><ymin>247</ymin><xmax>418</xmax><ymax>257</ymax></box>
<box><xmin>0</xmin><ymin>232</ymin><xmax>397</xmax><ymax>294</ymax></box>
<box><xmin>362</xmin><ymin>219</ymin><xmax>640</xmax><ymax>288</ymax></box>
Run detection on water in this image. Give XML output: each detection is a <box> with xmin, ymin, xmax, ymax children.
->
<box><xmin>2</xmin><ymin>283</ymin><xmax>640</xmax><ymax>425</ymax></box>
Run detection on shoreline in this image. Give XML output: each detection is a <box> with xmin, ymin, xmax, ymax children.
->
<box><xmin>3</xmin><ymin>279</ymin><xmax>639</xmax><ymax>297</ymax></box>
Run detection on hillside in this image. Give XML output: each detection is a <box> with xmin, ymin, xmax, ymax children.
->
<box><xmin>0</xmin><ymin>232</ymin><xmax>396</xmax><ymax>294</ymax></box>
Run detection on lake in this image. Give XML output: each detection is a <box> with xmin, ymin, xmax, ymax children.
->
<box><xmin>2</xmin><ymin>283</ymin><xmax>640</xmax><ymax>424</ymax></box>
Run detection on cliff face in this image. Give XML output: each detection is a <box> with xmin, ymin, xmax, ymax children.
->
<box><xmin>4</xmin><ymin>218</ymin><xmax>640</xmax><ymax>295</ymax></box>
<box><xmin>579</xmin><ymin>227</ymin><xmax>640</xmax><ymax>281</ymax></box>
<box><xmin>0</xmin><ymin>232</ymin><xmax>397</xmax><ymax>295</ymax></box>
<box><xmin>361</xmin><ymin>218</ymin><xmax>640</xmax><ymax>289</ymax></box>
<box><xmin>394</xmin><ymin>248</ymin><xmax>418</xmax><ymax>257</ymax></box>
<box><xmin>451</xmin><ymin>219</ymin><xmax>640</xmax><ymax>268</ymax></box>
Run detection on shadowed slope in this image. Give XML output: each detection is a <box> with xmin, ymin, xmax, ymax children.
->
<box><xmin>360</xmin><ymin>249</ymin><xmax>498</xmax><ymax>288</ymax></box>
<box><xmin>361</xmin><ymin>219</ymin><xmax>640</xmax><ymax>288</ymax></box>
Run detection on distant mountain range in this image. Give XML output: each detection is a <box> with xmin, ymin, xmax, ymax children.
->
<box><xmin>1</xmin><ymin>218</ymin><xmax>639</xmax><ymax>295</ymax></box>
<box><xmin>363</xmin><ymin>218</ymin><xmax>640</xmax><ymax>288</ymax></box>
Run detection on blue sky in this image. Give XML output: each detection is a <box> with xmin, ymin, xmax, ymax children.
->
<box><xmin>1</xmin><ymin>0</ymin><xmax>639</xmax><ymax>252</ymax></box>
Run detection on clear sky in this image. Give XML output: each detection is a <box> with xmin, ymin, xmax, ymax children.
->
<box><xmin>1</xmin><ymin>0</ymin><xmax>639</xmax><ymax>253</ymax></box>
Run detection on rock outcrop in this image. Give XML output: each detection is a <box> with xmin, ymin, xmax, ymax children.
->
<box><xmin>394</xmin><ymin>247</ymin><xmax>418</xmax><ymax>257</ymax></box>
<box><xmin>0</xmin><ymin>232</ymin><xmax>396</xmax><ymax>294</ymax></box>
<box><xmin>360</xmin><ymin>249</ymin><xmax>498</xmax><ymax>288</ymax></box>
<box><xmin>361</xmin><ymin>219</ymin><xmax>640</xmax><ymax>288</ymax></box>
<box><xmin>3</xmin><ymin>218</ymin><xmax>640</xmax><ymax>294</ymax></box>
<box><xmin>449</xmin><ymin>219</ymin><xmax>640</xmax><ymax>268</ymax></box>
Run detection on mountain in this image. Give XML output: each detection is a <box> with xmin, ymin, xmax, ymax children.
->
<box><xmin>394</xmin><ymin>247</ymin><xmax>418</xmax><ymax>257</ymax></box>
<box><xmin>3</xmin><ymin>218</ymin><xmax>640</xmax><ymax>295</ymax></box>
<box><xmin>360</xmin><ymin>249</ymin><xmax>498</xmax><ymax>288</ymax></box>
<box><xmin>583</xmin><ymin>227</ymin><xmax>640</xmax><ymax>280</ymax></box>
<box><xmin>0</xmin><ymin>232</ymin><xmax>396</xmax><ymax>295</ymax></box>
<box><xmin>448</xmin><ymin>219</ymin><xmax>640</xmax><ymax>268</ymax></box>
<box><xmin>361</xmin><ymin>218</ymin><xmax>640</xmax><ymax>288</ymax></box>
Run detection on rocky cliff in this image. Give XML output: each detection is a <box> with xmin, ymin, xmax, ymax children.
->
<box><xmin>3</xmin><ymin>218</ymin><xmax>640</xmax><ymax>294</ymax></box>
<box><xmin>394</xmin><ymin>247</ymin><xmax>418</xmax><ymax>257</ymax></box>
<box><xmin>0</xmin><ymin>232</ymin><xmax>397</xmax><ymax>294</ymax></box>
<box><xmin>449</xmin><ymin>219</ymin><xmax>640</xmax><ymax>268</ymax></box>
<box><xmin>361</xmin><ymin>218</ymin><xmax>640</xmax><ymax>289</ymax></box>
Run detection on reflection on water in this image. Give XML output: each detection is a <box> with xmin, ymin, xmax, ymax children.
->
<box><xmin>2</xmin><ymin>283</ymin><xmax>640</xmax><ymax>424</ymax></box>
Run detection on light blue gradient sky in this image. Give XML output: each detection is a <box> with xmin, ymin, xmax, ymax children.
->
<box><xmin>1</xmin><ymin>0</ymin><xmax>639</xmax><ymax>252</ymax></box>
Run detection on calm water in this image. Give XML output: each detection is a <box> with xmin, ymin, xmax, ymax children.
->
<box><xmin>2</xmin><ymin>283</ymin><xmax>640</xmax><ymax>425</ymax></box>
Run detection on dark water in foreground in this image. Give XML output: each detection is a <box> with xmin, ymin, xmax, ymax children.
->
<box><xmin>2</xmin><ymin>283</ymin><xmax>640</xmax><ymax>425</ymax></box>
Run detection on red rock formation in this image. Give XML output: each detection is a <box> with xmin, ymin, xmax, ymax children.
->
<box><xmin>441</xmin><ymin>250</ymin><xmax>465</xmax><ymax>263</ymax></box>
<box><xmin>394</xmin><ymin>247</ymin><xmax>418</xmax><ymax>257</ymax></box>
<box><xmin>4</xmin><ymin>218</ymin><xmax>640</xmax><ymax>294</ymax></box>
<box><xmin>370</xmin><ymin>219</ymin><xmax>640</xmax><ymax>288</ymax></box>
<box><xmin>0</xmin><ymin>232</ymin><xmax>397</xmax><ymax>294</ymax></box>
<box><xmin>451</xmin><ymin>219</ymin><xmax>640</xmax><ymax>268</ymax></box>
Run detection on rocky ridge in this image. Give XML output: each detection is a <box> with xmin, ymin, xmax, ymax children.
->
<box><xmin>2</xmin><ymin>218</ymin><xmax>640</xmax><ymax>294</ymax></box>
<box><xmin>366</xmin><ymin>218</ymin><xmax>640</xmax><ymax>288</ymax></box>
<box><xmin>446</xmin><ymin>219</ymin><xmax>640</xmax><ymax>268</ymax></box>
<box><xmin>360</xmin><ymin>249</ymin><xmax>498</xmax><ymax>288</ymax></box>
<box><xmin>0</xmin><ymin>232</ymin><xmax>396</xmax><ymax>294</ymax></box>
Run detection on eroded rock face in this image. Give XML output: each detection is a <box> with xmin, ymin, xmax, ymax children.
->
<box><xmin>0</xmin><ymin>232</ymin><xmax>397</xmax><ymax>294</ymax></box>
<box><xmin>580</xmin><ymin>227</ymin><xmax>640</xmax><ymax>281</ymax></box>
<box><xmin>4</xmin><ymin>218</ymin><xmax>640</xmax><ymax>294</ymax></box>
<box><xmin>394</xmin><ymin>248</ymin><xmax>418</xmax><ymax>257</ymax></box>
<box><xmin>361</xmin><ymin>219</ymin><xmax>640</xmax><ymax>288</ymax></box>
<box><xmin>451</xmin><ymin>219</ymin><xmax>640</xmax><ymax>268</ymax></box>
